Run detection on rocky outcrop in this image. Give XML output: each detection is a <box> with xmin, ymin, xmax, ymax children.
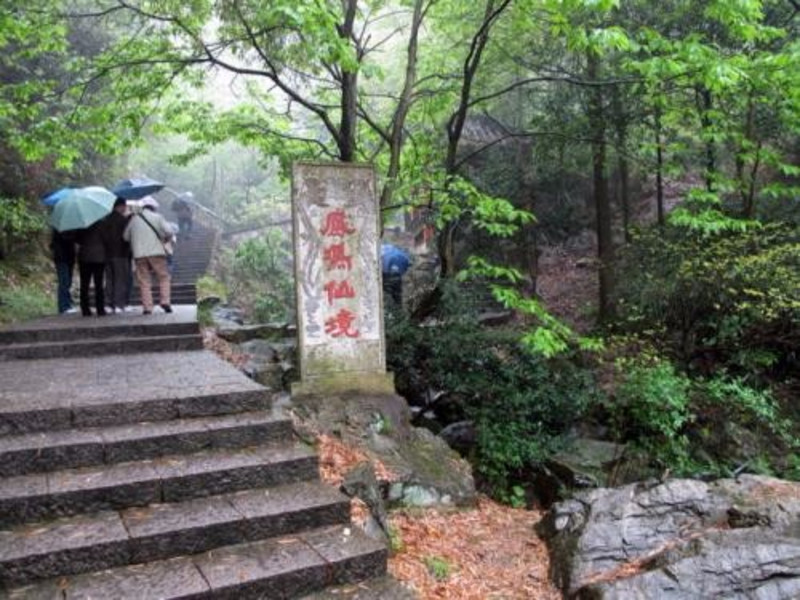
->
<box><xmin>538</xmin><ymin>475</ymin><xmax>800</xmax><ymax>598</ymax></box>
<box><xmin>291</xmin><ymin>393</ymin><xmax>477</xmax><ymax>509</ymax></box>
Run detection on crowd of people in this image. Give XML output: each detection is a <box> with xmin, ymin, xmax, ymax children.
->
<box><xmin>52</xmin><ymin>198</ymin><xmax>182</xmax><ymax>316</ymax></box>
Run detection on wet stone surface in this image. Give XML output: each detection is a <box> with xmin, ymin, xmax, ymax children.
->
<box><xmin>63</xmin><ymin>556</ymin><xmax>210</xmax><ymax>600</ymax></box>
<box><xmin>0</xmin><ymin>511</ymin><xmax>130</xmax><ymax>585</ymax></box>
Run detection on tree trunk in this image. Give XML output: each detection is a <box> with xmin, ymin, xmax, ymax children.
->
<box><xmin>338</xmin><ymin>0</ymin><xmax>359</xmax><ymax>162</ymax></box>
<box><xmin>655</xmin><ymin>106</ymin><xmax>665</xmax><ymax>227</ymax></box>
<box><xmin>380</xmin><ymin>0</ymin><xmax>426</xmax><ymax>209</ymax></box>
<box><xmin>587</xmin><ymin>50</ymin><xmax>615</xmax><ymax>321</ymax></box>
<box><xmin>612</xmin><ymin>86</ymin><xmax>631</xmax><ymax>244</ymax></box>
<box><xmin>697</xmin><ymin>87</ymin><xmax>716</xmax><ymax>192</ymax></box>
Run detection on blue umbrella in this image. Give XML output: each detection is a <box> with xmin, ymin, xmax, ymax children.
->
<box><xmin>112</xmin><ymin>176</ymin><xmax>165</xmax><ymax>200</ymax></box>
<box><xmin>50</xmin><ymin>186</ymin><xmax>115</xmax><ymax>232</ymax></box>
<box><xmin>42</xmin><ymin>187</ymin><xmax>73</xmax><ymax>206</ymax></box>
<box><xmin>381</xmin><ymin>243</ymin><xmax>411</xmax><ymax>275</ymax></box>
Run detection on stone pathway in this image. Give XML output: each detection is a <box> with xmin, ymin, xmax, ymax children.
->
<box><xmin>0</xmin><ymin>308</ymin><xmax>386</xmax><ymax>598</ymax></box>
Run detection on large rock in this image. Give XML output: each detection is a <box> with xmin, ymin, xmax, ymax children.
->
<box><xmin>538</xmin><ymin>475</ymin><xmax>800</xmax><ymax>598</ymax></box>
<box><xmin>218</xmin><ymin>322</ymin><xmax>296</xmax><ymax>344</ymax></box>
<box><xmin>291</xmin><ymin>393</ymin><xmax>476</xmax><ymax>509</ymax></box>
<box><xmin>237</xmin><ymin>338</ymin><xmax>297</xmax><ymax>390</ymax></box>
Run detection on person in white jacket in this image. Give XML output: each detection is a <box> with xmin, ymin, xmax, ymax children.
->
<box><xmin>123</xmin><ymin>202</ymin><xmax>172</xmax><ymax>314</ymax></box>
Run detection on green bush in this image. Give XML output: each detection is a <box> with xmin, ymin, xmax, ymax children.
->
<box><xmin>608</xmin><ymin>351</ymin><xmax>798</xmax><ymax>478</ymax></box>
<box><xmin>615</xmin><ymin>222</ymin><xmax>800</xmax><ymax>378</ymax></box>
<box><xmin>611</xmin><ymin>358</ymin><xmax>694</xmax><ymax>472</ymax></box>
<box><xmin>0</xmin><ymin>198</ymin><xmax>46</xmax><ymax>259</ymax></box>
<box><xmin>218</xmin><ymin>231</ymin><xmax>294</xmax><ymax>322</ymax></box>
<box><xmin>0</xmin><ymin>282</ymin><xmax>53</xmax><ymax>324</ymax></box>
<box><xmin>386</xmin><ymin>282</ymin><xmax>596</xmax><ymax>498</ymax></box>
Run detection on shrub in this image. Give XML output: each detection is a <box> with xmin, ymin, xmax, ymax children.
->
<box><xmin>0</xmin><ymin>198</ymin><xmax>46</xmax><ymax>259</ymax></box>
<box><xmin>386</xmin><ymin>281</ymin><xmax>596</xmax><ymax>499</ymax></box>
<box><xmin>611</xmin><ymin>358</ymin><xmax>694</xmax><ymax>472</ymax></box>
<box><xmin>217</xmin><ymin>231</ymin><xmax>294</xmax><ymax>322</ymax></box>
<box><xmin>615</xmin><ymin>222</ymin><xmax>800</xmax><ymax>379</ymax></box>
<box><xmin>0</xmin><ymin>281</ymin><xmax>52</xmax><ymax>324</ymax></box>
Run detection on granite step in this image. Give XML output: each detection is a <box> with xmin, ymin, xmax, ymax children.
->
<box><xmin>4</xmin><ymin>524</ymin><xmax>386</xmax><ymax>599</ymax></box>
<box><xmin>0</xmin><ymin>352</ymin><xmax>268</xmax><ymax>435</ymax></box>
<box><xmin>0</xmin><ymin>410</ymin><xmax>293</xmax><ymax>477</ymax></box>
<box><xmin>0</xmin><ymin>482</ymin><xmax>350</xmax><ymax>586</ymax></box>
<box><xmin>0</xmin><ymin>333</ymin><xmax>204</xmax><ymax>361</ymax></box>
<box><xmin>0</xmin><ymin>317</ymin><xmax>199</xmax><ymax>345</ymax></box>
<box><xmin>0</xmin><ymin>443</ymin><xmax>318</xmax><ymax>527</ymax></box>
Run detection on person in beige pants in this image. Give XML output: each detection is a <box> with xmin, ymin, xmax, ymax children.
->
<box><xmin>122</xmin><ymin>201</ymin><xmax>172</xmax><ymax>314</ymax></box>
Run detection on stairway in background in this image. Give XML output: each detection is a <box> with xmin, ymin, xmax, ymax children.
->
<box><xmin>132</xmin><ymin>222</ymin><xmax>216</xmax><ymax>306</ymax></box>
<box><xmin>0</xmin><ymin>308</ymin><xmax>387</xmax><ymax>598</ymax></box>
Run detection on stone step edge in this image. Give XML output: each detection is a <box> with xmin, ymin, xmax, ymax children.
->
<box><xmin>0</xmin><ymin>442</ymin><xmax>319</xmax><ymax>527</ymax></box>
<box><xmin>4</xmin><ymin>524</ymin><xmax>386</xmax><ymax>599</ymax></box>
<box><xmin>0</xmin><ymin>481</ymin><xmax>352</xmax><ymax>586</ymax></box>
<box><xmin>0</xmin><ymin>333</ymin><xmax>202</xmax><ymax>351</ymax></box>
<box><xmin>0</xmin><ymin>334</ymin><xmax>204</xmax><ymax>360</ymax></box>
<box><xmin>0</xmin><ymin>387</ymin><xmax>269</xmax><ymax>436</ymax></box>
<box><xmin>0</xmin><ymin>409</ymin><xmax>293</xmax><ymax>477</ymax></box>
<box><xmin>0</xmin><ymin>322</ymin><xmax>199</xmax><ymax>345</ymax></box>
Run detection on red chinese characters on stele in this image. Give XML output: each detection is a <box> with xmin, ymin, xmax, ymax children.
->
<box><xmin>320</xmin><ymin>208</ymin><xmax>360</xmax><ymax>338</ymax></box>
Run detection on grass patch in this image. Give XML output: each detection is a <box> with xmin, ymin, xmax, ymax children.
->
<box><xmin>0</xmin><ymin>281</ymin><xmax>53</xmax><ymax>324</ymax></box>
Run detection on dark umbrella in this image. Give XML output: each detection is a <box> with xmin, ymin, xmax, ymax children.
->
<box><xmin>112</xmin><ymin>176</ymin><xmax>165</xmax><ymax>200</ymax></box>
<box><xmin>42</xmin><ymin>187</ymin><xmax>73</xmax><ymax>207</ymax></box>
<box><xmin>381</xmin><ymin>243</ymin><xmax>411</xmax><ymax>275</ymax></box>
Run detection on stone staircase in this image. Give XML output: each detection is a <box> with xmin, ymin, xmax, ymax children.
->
<box><xmin>133</xmin><ymin>223</ymin><xmax>217</xmax><ymax>306</ymax></box>
<box><xmin>0</xmin><ymin>308</ymin><xmax>387</xmax><ymax>598</ymax></box>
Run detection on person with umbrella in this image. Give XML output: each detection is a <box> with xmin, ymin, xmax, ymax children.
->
<box><xmin>123</xmin><ymin>198</ymin><xmax>173</xmax><ymax>314</ymax></box>
<box><xmin>49</xmin><ymin>187</ymin><xmax>116</xmax><ymax>316</ymax></box>
<box><xmin>43</xmin><ymin>188</ymin><xmax>77</xmax><ymax>314</ymax></box>
<box><xmin>76</xmin><ymin>219</ymin><xmax>108</xmax><ymax>317</ymax></box>
<box><xmin>381</xmin><ymin>243</ymin><xmax>412</xmax><ymax>309</ymax></box>
<box><xmin>49</xmin><ymin>228</ymin><xmax>78</xmax><ymax>314</ymax></box>
<box><xmin>103</xmin><ymin>198</ymin><xmax>133</xmax><ymax>313</ymax></box>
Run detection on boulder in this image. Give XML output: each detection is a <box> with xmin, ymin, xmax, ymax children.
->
<box><xmin>235</xmin><ymin>338</ymin><xmax>297</xmax><ymax>391</ymax></box>
<box><xmin>210</xmin><ymin>306</ymin><xmax>245</xmax><ymax>329</ymax></box>
<box><xmin>341</xmin><ymin>462</ymin><xmax>389</xmax><ymax>543</ymax></box>
<box><xmin>538</xmin><ymin>475</ymin><xmax>800</xmax><ymax>598</ymax></box>
<box><xmin>291</xmin><ymin>393</ymin><xmax>477</xmax><ymax>509</ymax></box>
<box><xmin>217</xmin><ymin>322</ymin><xmax>295</xmax><ymax>344</ymax></box>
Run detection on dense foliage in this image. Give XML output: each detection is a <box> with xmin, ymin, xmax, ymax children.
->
<box><xmin>1</xmin><ymin>0</ymin><xmax>799</xmax><ymax>501</ymax></box>
<box><xmin>387</xmin><ymin>283</ymin><xmax>597</xmax><ymax>498</ymax></box>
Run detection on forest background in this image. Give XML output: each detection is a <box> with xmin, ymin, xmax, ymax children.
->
<box><xmin>1</xmin><ymin>0</ymin><xmax>799</xmax><ymax>503</ymax></box>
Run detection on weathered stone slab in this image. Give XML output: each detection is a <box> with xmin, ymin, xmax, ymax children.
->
<box><xmin>291</xmin><ymin>162</ymin><xmax>393</xmax><ymax>396</ymax></box>
<box><xmin>0</xmin><ymin>472</ymin><xmax>49</xmax><ymax>526</ymax></box>
<box><xmin>63</xmin><ymin>556</ymin><xmax>210</xmax><ymax>600</ymax></box>
<box><xmin>227</xmin><ymin>481</ymin><xmax>349</xmax><ymax>540</ymax></box>
<box><xmin>302</xmin><ymin>525</ymin><xmax>388</xmax><ymax>583</ymax></box>
<box><xmin>0</xmin><ymin>305</ymin><xmax>199</xmax><ymax>345</ymax></box>
<box><xmin>39</xmin><ymin>461</ymin><xmax>161</xmax><ymax>524</ymax></box>
<box><xmin>0</xmin><ymin>395</ymin><xmax>73</xmax><ymax>436</ymax></box>
<box><xmin>153</xmin><ymin>444</ymin><xmax>318</xmax><ymax>502</ymax></box>
<box><xmin>0</xmin><ymin>511</ymin><xmax>130</xmax><ymax>585</ymax></box>
<box><xmin>122</xmin><ymin>494</ymin><xmax>243</xmax><ymax>563</ymax></box>
<box><xmin>193</xmin><ymin>535</ymin><xmax>328</xmax><ymax>599</ymax></box>
<box><xmin>0</xmin><ymin>429</ymin><xmax>105</xmax><ymax>477</ymax></box>
<box><xmin>5</xmin><ymin>580</ymin><xmax>64</xmax><ymax>600</ymax></box>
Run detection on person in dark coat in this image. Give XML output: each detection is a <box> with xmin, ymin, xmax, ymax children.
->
<box><xmin>103</xmin><ymin>198</ymin><xmax>132</xmax><ymax>313</ymax></box>
<box><xmin>50</xmin><ymin>229</ymin><xmax>77</xmax><ymax>314</ymax></box>
<box><xmin>77</xmin><ymin>221</ymin><xmax>107</xmax><ymax>317</ymax></box>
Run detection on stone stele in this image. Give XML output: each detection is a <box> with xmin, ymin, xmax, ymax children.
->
<box><xmin>291</xmin><ymin>162</ymin><xmax>394</xmax><ymax>397</ymax></box>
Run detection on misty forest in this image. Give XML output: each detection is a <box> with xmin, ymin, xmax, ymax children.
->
<box><xmin>2</xmin><ymin>0</ymin><xmax>800</xmax><ymax>596</ymax></box>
